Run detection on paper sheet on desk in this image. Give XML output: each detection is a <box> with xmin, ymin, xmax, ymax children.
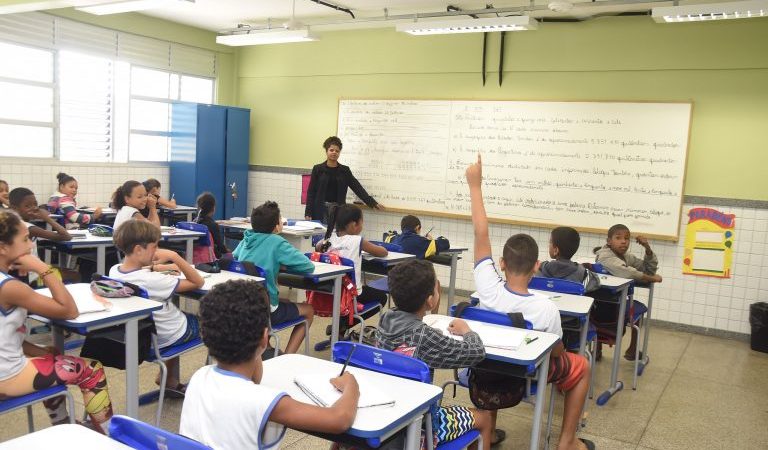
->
<box><xmin>424</xmin><ymin>315</ymin><xmax>527</xmax><ymax>351</ymax></box>
<box><xmin>75</xmin><ymin>291</ymin><xmax>112</xmax><ymax>314</ymax></box>
<box><xmin>176</xmin><ymin>270</ymin><xmax>212</xmax><ymax>279</ymax></box>
<box><xmin>294</xmin><ymin>373</ymin><xmax>395</xmax><ymax>409</ymax></box>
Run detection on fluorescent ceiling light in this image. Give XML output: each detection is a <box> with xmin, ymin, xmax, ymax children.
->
<box><xmin>76</xmin><ymin>0</ymin><xmax>192</xmax><ymax>16</ymax></box>
<box><xmin>216</xmin><ymin>29</ymin><xmax>318</xmax><ymax>46</ymax></box>
<box><xmin>396</xmin><ymin>15</ymin><xmax>538</xmax><ymax>35</ymax></box>
<box><xmin>652</xmin><ymin>0</ymin><xmax>767</xmax><ymax>23</ymax></box>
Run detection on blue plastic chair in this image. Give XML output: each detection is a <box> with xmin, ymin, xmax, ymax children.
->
<box><xmin>0</xmin><ymin>385</ymin><xmax>75</xmax><ymax>433</ymax></box>
<box><xmin>177</xmin><ymin>221</ymin><xmax>211</xmax><ymax>247</ymax></box>
<box><xmin>332</xmin><ymin>342</ymin><xmax>481</xmax><ymax>450</ymax></box>
<box><xmin>220</xmin><ymin>258</ymin><xmax>310</xmax><ymax>357</ymax></box>
<box><xmin>109</xmin><ymin>415</ymin><xmax>212</xmax><ymax>449</ymax></box>
<box><xmin>528</xmin><ymin>276</ymin><xmax>586</xmax><ymax>295</ymax></box>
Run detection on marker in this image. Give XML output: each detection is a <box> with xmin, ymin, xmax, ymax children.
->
<box><xmin>338</xmin><ymin>344</ymin><xmax>357</xmax><ymax>376</ymax></box>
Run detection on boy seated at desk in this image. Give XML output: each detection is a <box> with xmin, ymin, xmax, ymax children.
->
<box><xmin>181</xmin><ymin>280</ymin><xmax>359</xmax><ymax>449</ymax></box>
<box><xmin>466</xmin><ymin>155</ymin><xmax>593</xmax><ymax>450</ymax></box>
<box><xmin>376</xmin><ymin>259</ymin><xmax>494</xmax><ymax>449</ymax></box>
<box><xmin>538</xmin><ymin>226</ymin><xmax>601</xmax><ymax>292</ymax></box>
<box><xmin>386</xmin><ymin>215</ymin><xmax>450</xmax><ymax>259</ymax></box>
<box><xmin>109</xmin><ymin>219</ymin><xmax>205</xmax><ymax>397</ymax></box>
<box><xmin>233</xmin><ymin>201</ymin><xmax>314</xmax><ymax>354</ymax></box>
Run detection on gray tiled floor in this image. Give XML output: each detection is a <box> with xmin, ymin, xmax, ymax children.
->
<box><xmin>3</xmin><ymin>295</ymin><xmax>768</xmax><ymax>449</ymax></box>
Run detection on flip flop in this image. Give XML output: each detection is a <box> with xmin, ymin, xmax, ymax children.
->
<box><xmin>624</xmin><ymin>351</ymin><xmax>644</xmax><ymax>361</ymax></box>
<box><xmin>580</xmin><ymin>438</ymin><xmax>596</xmax><ymax>450</ymax></box>
<box><xmin>491</xmin><ymin>429</ymin><xmax>506</xmax><ymax>446</ymax></box>
<box><xmin>164</xmin><ymin>383</ymin><xmax>187</xmax><ymax>399</ymax></box>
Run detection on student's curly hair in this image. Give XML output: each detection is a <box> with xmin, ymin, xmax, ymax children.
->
<box><xmin>323</xmin><ymin>136</ymin><xmax>343</xmax><ymax>151</ymax></box>
<box><xmin>0</xmin><ymin>209</ymin><xmax>22</xmax><ymax>245</ymax></box>
<box><xmin>56</xmin><ymin>172</ymin><xmax>76</xmax><ymax>188</ymax></box>
<box><xmin>112</xmin><ymin>180</ymin><xmax>142</xmax><ymax>210</ymax></box>
<box><xmin>550</xmin><ymin>226</ymin><xmax>580</xmax><ymax>260</ymax></box>
<box><xmin>388</xmin><ymin>259</ymin><xmax>436</xmax><ymax>313</ymax></box>
<box><xmin>502</xmin><ymin>233</ymin><xmax>539</xmax><ymax>275</ymax></box>
<box><xmin>607</xmin><ymin>224</ymin><xmax>630</xmax><ymax>238</ymax></box>
<box><xmin>8</xmin><ymin>187</ymin><xmax>34</xmax><ymax>208</ymax></box>
<box><xmin>199</xmin><ymin>280</ymin><xmax>270</xmax><ymax>364</ymax></box>
<box><xmin>250</xmin><ymin>201</ymin><xmax>280</xmax><ymax>233</ymax></box>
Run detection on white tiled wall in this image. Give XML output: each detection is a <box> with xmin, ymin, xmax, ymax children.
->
<box><xmin>249</xmin><ymin>168</ymin><xmax>768</xmax><ymax>336</ymax></box>
<box><xmin>0</xmin><ymin>159</ymin><xmax>169</xmax><ymax>207</ymax></box>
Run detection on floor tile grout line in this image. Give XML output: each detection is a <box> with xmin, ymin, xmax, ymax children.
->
<box><xmin>635</xmin><ymin>332</ymin><xmax>693</xmax><ymax>449</ymax></box>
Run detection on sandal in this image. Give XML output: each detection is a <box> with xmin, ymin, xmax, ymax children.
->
<box><xmin>164</xmin><ymin>383</ymin><xmax>187</xmax><ymax>399</ymax></box>
<box><xmin>624</xmin><ymin>351</ymin><xmax>644</xmax><ymax>361</ymax></box>
<box><xmin>491</xmin><ymin>429</ymin><xmax>506</xmax><ymax>446</ymax></box>
<box><xmin>579</xmin><ymin>438</ymin><xmax>596</xmax><ymax>450</ymax></box>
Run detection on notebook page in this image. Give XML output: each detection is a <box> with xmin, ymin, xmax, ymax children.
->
<box><xmin>294</xmin><ymin>373</ymin><xmax>395</xmax><ymax>409</ymax></box>
<box><xmin>424</xmin><ymin>315</ymin><xmax>527</xmax><ymax>350</ymax></box>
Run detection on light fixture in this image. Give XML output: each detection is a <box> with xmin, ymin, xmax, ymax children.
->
<box><xmin>396</xmin><ymin>15</ymin><xmax>538</xmax><ymax>35</ymax></box>
<box><xmin>76</xmin><ymin>0</ymin><xmax>193</xmax><ymax>16</ymax></box>
<box><xmin>652</xmin><ymin>0</ymin><xmax>767</xmax><ymax>23</ymax></box>
<box><xmin>216</xmin><ymin>28</ymin><xmax>318</xmax><ymax>46</ymax></box>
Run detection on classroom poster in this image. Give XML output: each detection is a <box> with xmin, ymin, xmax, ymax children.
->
<box><xmin>682</xmin><ymin>208</ymin><xmax>735</xmax><ymax>278</ymax></box>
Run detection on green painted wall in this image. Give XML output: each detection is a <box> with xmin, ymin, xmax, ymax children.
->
<box><xmin>48</xmin><ymin>8</ymin><xmax>239</xmax><ymax>105</ymax></box>
<box><xmin>237</xmin><ymin>16</ymin><xmax>768</xmax><ymax>201</ymax></box>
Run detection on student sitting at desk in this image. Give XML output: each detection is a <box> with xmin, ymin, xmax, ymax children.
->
<box><xmin>143</xmin><ymin>178</ymin><xmax>176</xmax><ymax>209</ymax></box>
<box><xmin>466</xmin><ymin>156</ymin><xmax>593</xmax><ymax>450</ymax></box>
<box><xmin>538</xmin><ymin>226</ymin><xmax>600</xmax><ymax>293</ymax></box>
<box><xmin>110</xmin><ymin>220</ymin><xmax>204</xmax><ymax>397</ymax></box>
<box><xmin>318</xmin><ymin>204</ymin><xmax>388</xmax><ymax>336</ymax></box>
<box><xmin>9</xmin><ymin>187</ymin><xmax>80</xmax><ymax>284</ymax></box>
<box><xmin>47</xmin><ymin>172</ymin><xmax>102</xmax><ymax>229</ymax></box>
<box><xmin>376</xmin><ymin>259</ymin><xmax>493</xmax><ymax>449</ymax></box>
<box><xmin>181</xmin><ymin>280</ymin><xmax>359</xmax><ymax>448</ymax></box>
<box><xmin>112</xmin><ymin>180</ymin><xmax>160</xmax><ymax>230</ymax></box>
<box><xmin>0</xmin><ymin>179</ymin><xmax>9</xmax><ymax>208</ymax></box>
<box><xmin>0</xmin><ymin>210</ymin><xmax>114</xmax><ymax>434</ymax></box>
<box><xmin>386</xmin><ymin>214</ymin><xmax>450</xmax><ymax>259</ymax></box>
<box><xmin>233</xmin><ymin>201</ymin><xmax>314</xmax><ymax>354</ymax></box>
<box><xmin>593</xmin><ymin>224</ymin><xmax>662</xmax><ymax>362</ymax></box>
<box><xmin>195</xmin><ymin>192</ymin><xmax>229</xmax><ymax>258</ymax></box>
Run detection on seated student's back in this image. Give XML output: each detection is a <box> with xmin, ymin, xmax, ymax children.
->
<box><xmin>537</xmin><ymin>226</ymin><xmax>600</xmax><ymax>292</ymax></box>
<box><xmin>389</xmin><ymin>214</ymin><xmax>450</xmax><ymax>259</ymax></box>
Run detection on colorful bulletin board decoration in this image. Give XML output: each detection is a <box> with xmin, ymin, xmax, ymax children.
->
<box><xmin>682</xmin><ymin>208</ymin><xmax>735</xmax><ymax>278</ymax></box>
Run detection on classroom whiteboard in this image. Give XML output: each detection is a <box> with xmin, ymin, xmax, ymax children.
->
<box><xmin>338</xmin><ymin>99</ymin><xmax>692</xmax><ymax>240</ymax></box>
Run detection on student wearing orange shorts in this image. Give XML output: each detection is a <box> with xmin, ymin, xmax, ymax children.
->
<box><xmin>466</xmin><ymin>155</ymin><xmax>594</xmax><ymax>450</ymax></box>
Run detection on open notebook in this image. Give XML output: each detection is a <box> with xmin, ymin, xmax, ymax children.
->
<box><xmin>294</xmin><ymin>373</ymin><xmax>395</xmax><ymax>409</ymax></box>
<box><xmin>61</xmin><ymin>284</ymin><xmax>113</xmax><ymax>315</ymax></box>
<box><xmin>424</xmin><ymin>315</ymin><xmax>528</xmax><ymax>351</ymax></box>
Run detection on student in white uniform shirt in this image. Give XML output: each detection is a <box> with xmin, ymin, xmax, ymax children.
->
<box><xmin>112</xmin><ymin>180</ymin><xmax>160</xmax><ymax>230</ymax></box>
<box><xmin>181</xmin><ymin>279</ymin><xmax>359</xmax><ymax>449</ymax></box>
<box><xmin>109</xmin><ymin>219</ymin><xmax>204</xmax><ymax>397</ymax></box>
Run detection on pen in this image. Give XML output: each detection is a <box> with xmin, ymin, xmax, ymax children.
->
<box><xmin>339</xmin><ymin>344</ymin><xmax>357</xmax><ymax>376</ymax></box>
<box><xmin>170</xmin><ymin>193</ymin><xmax>175</xmax><ymax>200</ymax></box>
<box><xmin>551</xmin><ymin>295</ymin><xmax>562</xmax><ymax>299</ymax></box>
<box><xmin>526</xmin><ymin>336</ymin><xmax>539</xmax><ymax>345</ymax></box>
<box><xmin>426</xmin><ymin>226</ymin><xmax>434</xmax><ymax>236</ymax></box>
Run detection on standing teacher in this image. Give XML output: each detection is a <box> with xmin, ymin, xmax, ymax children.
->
<box><xmin>304</xmin><ymin>136</ymin><xmax>385</xmax><ymax>223</ymax></box>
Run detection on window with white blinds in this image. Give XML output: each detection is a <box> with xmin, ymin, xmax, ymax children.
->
<box><xmin>0</xmin><ymin>11</ymin><xmax>217</xmax><ymax>163</ymax></box>
<box><xmin>0</xmin><ymin>41</ymin><xmax>54</xmax><ymax>158</ymax></box>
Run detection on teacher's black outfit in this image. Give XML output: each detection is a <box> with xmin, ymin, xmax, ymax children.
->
<box><xmin>304</xmin><ymin>162</ymin><xmax>379</xmax><ymax>223</ymax></box>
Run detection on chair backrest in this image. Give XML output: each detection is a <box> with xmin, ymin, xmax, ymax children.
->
<box><xmin>304</xmin><ymin>252</ymin><xmax>357</xmax><ymax>285</ymax></box>
<box><xmin>332</xmin><ymin>342</ymin><xmax>432</xmax><ymax>383</ymax></box>
<box><xmin>177</xmin><ymin>221</ymin><xmax>211</xmax><ymax>246</ymax></box>
<box><xmin>528</xmin><ymin>276</ymin><xmax>586</xmax><ymax>296</ymax></box>
<box><xmin>97</xmin><ymin>275</ymin><xmax>149</xmax><ymax>299</ymax></box>
<box><xmin>109</xmin><ymin>415</ymin><xmax>212</xmax><ymax>450</ymax></box>
<box><xmin>590</xmin><ymin>262</ymin><xmax>610</xmax><ymax>274</ymax></box>
<box><xmin>218</xmin><ymin>258</ymin><xmax>267</xmax><ymax>278</ymax></box>
<box><xmin>311</xmin><ymin>234</ymin><xmax>323</xmax><ymax>247</ymax></box>
<box><xmin>449</xmin><ymin>304</ymin><xmax>533</xmax><ymax>330</ymax></box>
<box><xmin>368</xmin><ymin>240</ymin><xmax>403</xmax><ymax>253</ymax></box>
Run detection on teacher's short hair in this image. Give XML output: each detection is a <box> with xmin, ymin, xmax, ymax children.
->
<box><xmin>323</xmin><ymin>136</ymin><xmax>343</xmax><ymax>151</ymax></box>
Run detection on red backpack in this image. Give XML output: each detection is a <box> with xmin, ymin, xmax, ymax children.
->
<box><xmin>306</xmin><ymin>252</ymin><xmax>361</xmax><ymax>326</ymax></box>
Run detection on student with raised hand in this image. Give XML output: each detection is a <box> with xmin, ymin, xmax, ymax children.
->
<box><xmin>0</xmin><ymin>180</ymin><xmax>9</xmax><ymax>209</ymax></box>
<box><xmin>110</xmin><ymin>219</ymin><xmax>204</xmax><ymax>397</ymax></box>
<box><xmin>181</xmin><ymin>279</ymin><xmax>359</xmax><ymax>449</ymax></box>
<box><xmin>48</xmin><ymin>172</ymin><xmax>102</xmax><ymax>229</ymax></box>
<box><xmin>112</xmin><ymin>180</ymin><xmax>160</xmax><ymax>230</ymax></box>
<box><xmin>593</xmin><ymin>224</ymin><xmax>662</xmax><ymax>361</ymax></box>
<box><xmin>466</xmin><ymin>155</ymin><xmax>594</xmax><ymax>450</ymax></box>
<box><xmin>9</xmin><ymin>187</ymin><xmax>80</xmax><ymax>284</ymax></box>
<box><xmin>0</xmin><ymin>209</ymin><xmax>113</xmax><ymax>434</ymax></box>
<box><xmin>143</xmin><ymin>178</ymin><xmax>176</xmax><ymax>209</ymax></box>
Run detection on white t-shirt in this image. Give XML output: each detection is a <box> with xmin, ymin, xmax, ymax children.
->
<box><xmin>473</xmin><ymin>257</ymin><xmax>563</xmax><ymax>337</ymax></box>
<box><xmin>180</xmin><ymin>365</ymin><xmax>287</xmax><ymax>450</ymax></box>
<box><xmin>328</xmin><ymin>234</ymin><xmax>363</xmax><ymax>294</ymax></box>
<box><xmin>0</xmin><ymin>272</ymin><xmax>28</xmax><ymax>381</ymax></box>
<box><xmin>108</xmin><ymin>265</ymin><xmax>187</xmax><ymax>348</ymax></box>
<box><xmin>113</xmin><ymin>206</ymin><xmax>140</xmax><ymax>230</ymax></box>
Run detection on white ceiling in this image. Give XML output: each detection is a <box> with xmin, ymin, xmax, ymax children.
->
<box><xmin>141</xmin><ymin>0</ymin><xmax>674</xmax><ymax>32</ymax></box>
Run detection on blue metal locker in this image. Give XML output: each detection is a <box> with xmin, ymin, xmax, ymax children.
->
<box><xmin>224</xmin><ymin>107</ymin><xmax>250</xmax><ymax>219</ymax></box>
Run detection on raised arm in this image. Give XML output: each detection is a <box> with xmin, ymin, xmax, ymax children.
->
<box><xmin>466</xmin><ymin>155</ymin><xmax>491</xmax><ymax>262</ymax></box>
